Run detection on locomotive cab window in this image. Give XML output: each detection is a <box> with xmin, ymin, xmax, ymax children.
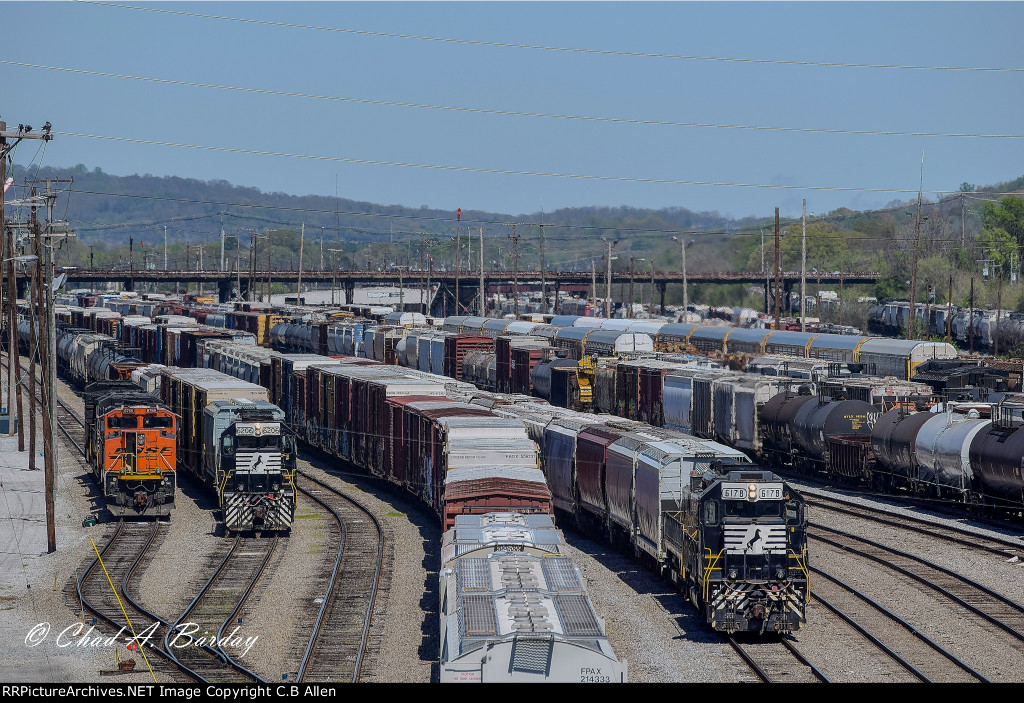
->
<box><xmin>786</xmin><ymin>501</ymin><xmax>802</xmax><ymax>525</ymax></box>
<box><xmin>222</xmin><ymin>435</ymin><xmax>235</xmax><ymax>456</ymax></box>
<box><xmin>724</xmin><ymin>500</ymin><xmax>782</xmax><ymax>518</ymax></box>
<box><xmin>108</xmin><ymin>416</ymin><xmax>138</xmax><ymax>429</ymax></box>
<box><xmin>142</xmin><ymin>415</ymin><xmax>172</xmax><ymax>429</ymax></box>
<box><xmin>238</xmin><ymin>435</ymin><xmax>279</xmax><ymax>449</ymax></box>
<box><xmin>703</xmin><ymin>500</ymin><xmax>718</xmax><ymax>524</ymax></box>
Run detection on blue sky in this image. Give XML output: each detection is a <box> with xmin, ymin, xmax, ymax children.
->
<box><xmin>3</xmin><ymin>1</ymin><xmax>1023</xmax><ymax>221</ymax></box>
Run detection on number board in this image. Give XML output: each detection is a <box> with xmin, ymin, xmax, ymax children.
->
<box><xmin>721</xmin><ymin>482</ymin><xmax>784</xmax><ymax>501</ymax></box>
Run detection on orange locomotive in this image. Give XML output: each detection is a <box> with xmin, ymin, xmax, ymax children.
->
<box><xmin>84</xmin><ymin>381</ymin><xmax>177</xmax><ymax>517</ymax></box>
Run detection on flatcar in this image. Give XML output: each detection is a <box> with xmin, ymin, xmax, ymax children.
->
<box><xmin>84</xmin><ymin>381</ymin><xmax>177</xmax><ymax>517</ymax></box>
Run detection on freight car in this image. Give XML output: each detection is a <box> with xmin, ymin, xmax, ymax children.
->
<box><xmin>439</xmin><ymin>513</ymin><xmax>627</xmax><ymax>683</ymax></box>
<box><xmin>532</xmin><ymin>415</ymin><xmax>808</xmax><ymax>634</ymax></box>
<box><xmin>466</xmin><ymin>315</ymin><xmax>957</xmax><ymax>380</ymax></box>
<box><xmin>184</xmin><ymin>335</ymin><xmax>812</xmax><ymax>635</ymax></box>
<box><xmin>83</xmin><ymin>381</ymin><xmax>177</xmax><ymax>517</ymax></box>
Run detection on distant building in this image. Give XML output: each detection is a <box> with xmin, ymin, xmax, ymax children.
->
<box><xmin>270</xmin><ymin>285</ymin><xmax>435</xmax><ymax>309</ymax></box>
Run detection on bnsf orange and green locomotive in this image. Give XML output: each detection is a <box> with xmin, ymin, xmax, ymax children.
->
<box><xmin>84</xmin><ymin>381</ymin><xmax>177</xmax><ymax>517</ymax></box>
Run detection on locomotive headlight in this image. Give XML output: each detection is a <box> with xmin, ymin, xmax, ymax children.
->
<box><xmin>728</xmin><ymin>568</ymin><xmax>739</xmax><ymax>580</ymax></box>
<box><xmin>748</xmin><ymin>483</ymin><xmax>757</xmax><ymax>499</ymax></box>
<box><xmin>775</xmin><ymin>568</ymin><xmax>787</xmax><ymax>580</ymax></box>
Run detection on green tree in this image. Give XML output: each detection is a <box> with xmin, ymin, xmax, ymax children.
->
<box><xmin>977</xmin><ymin>226</ymin><xmax>1016</xmax><ymax>272</ymax></box>
<box><xmin>980</xmin><ymin>196</ymin><xmax>1024</xmax><ymax>245</ymax></box>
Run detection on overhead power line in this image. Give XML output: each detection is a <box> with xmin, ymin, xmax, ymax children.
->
<box><xmin>79</xmin><ymin>1</ymin><xmax>1024</xmax><ymax>74</ymax></box>
<box><xmin>58</xmin><ymin>189</ymin><xmax>1000</xmax><ymax>246</ymax></box>
<box><xmin>3</xmin><ymin>60</ymin><xmax>1020</xmax><ymax>140</ymax></box>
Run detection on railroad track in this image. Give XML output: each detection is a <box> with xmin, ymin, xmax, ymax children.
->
<box><xmin>809</xmin><ymin>565</ymin><xmax>989</xmax><ymax>682</ymax></box>
<box><xmin>55</xmin><ymin>395</ymin><xmax>87</xmax><ymax>456</ymax></box>
<box><xmin>806</xmin><ymin>493</ymin><xmax>1024</xmax><ymax>561</ymax></box>
<box><xmin>74</xmin><ymin>520</ymin><xmax>196</xmax><ymax>681</ymax></box>
<box><xmin>809</xmin><ymin>522</ymin><xmax>1024</xmax><ymax>679</ymax></box>
<box><xmin>162</xmin><ymin>535</ymin><xmax>279</xmax><ymax>683</ymax></box>
<box><xmin>728</xmin><ymin>636</ymin><xmax>827</xmax><ymax>683</ymax></box>
<box><xmin>294</xmin><ymin>470</ymin><xmax>383</xmax><ymax>683</ymax></box>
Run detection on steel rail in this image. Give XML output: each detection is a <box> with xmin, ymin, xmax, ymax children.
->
<box><xmin>811</xmin><ymin>564</ymin><xmax>990</xmax><ymax>682</ymax></box>
<box><xmin>295</xmin><ymin>470</ymin><xmax>383</xmax><ymax>683</ymax></box>
<box><xmin>810</xmin><ymin>523</ymin><xmax>1024</xmax><ymax>642</ymax></box>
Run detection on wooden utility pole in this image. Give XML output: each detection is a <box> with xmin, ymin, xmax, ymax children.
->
<box><xmin>969</xmin><ymin>277</ymin><xmax>975</xmax><ymax>354</ymax></box>
<box><xmin>453</xmin><ymin>225</ymin><xmax>461</xmax><ymax>316</ymax></box>
<box><xmin>508</xmin><ymin>224</ymin><xmax>520</xmax><ymax>318</ymax></box>
<box><xmin>996</xmin><ymin>269</ymin><xmax>1003</xmax><ymax>357</ymax></box>
<box><xmin>774</xmin><ymin>207</ymin><xmax>781</xmax><ymax>330</ymax></box>
<box><xmin>628</xmin><ymin>256</ymin><xmax>635</xmax><ymax>319</ymax></box>
<box><xmin>23</xmin><ymin>174</ymin><xmax>67</xmax><ymax>558</ymax></box>
<box><xmin>591</xmin><ymin>259</ymin><xmax>597</xmax><ymax>314</ymax></box>
<box><xmin>419</xmin><ymin>232</ymin><xmax>426</xmax><ymax>315</ymax></box>
<box><xmin>908</xmin><ymin>152</ymin><xmax>924</xmax><ymax>340</ymax></box>
<box><xmin>28</xmin><ymin>242</ymin><xmax>38</xmax><ymax>472</ymax></box>
<box><xmin>800</xmin><ymin>199</ymin><xmax>807</xmax><ymax>332</ymax></box>
<box><xmin>946</xmin><ymin>274</ymin><xmax>953</xmax><ymax>343</ymax></box>
<box><xmin>605</xmin><ymin>240</ymin><xmax>616</xmax><ymax>318</ymax></box>
<box><xmin>266</xmin><ymin>231</ymin><xmax>272</xmax><ymax>302</ymax></box>
<box><xmin>539</xmin><ymin>224</ymin><xmax>546</xmax><ymax>314</ymax></box>
<box><xmin>478</xmin><ymin>227</ymin><xmax>485</xmax><ymax>316</ymax></box>
<box><xmin>297</xmin><ymin>223</ymin><xmax>305</xmax><ymax>304</ymax></box>
<box><xmin>1</xmin><ymin>122</ymin><xmax>51</xmax><ymax>437</ymax></box>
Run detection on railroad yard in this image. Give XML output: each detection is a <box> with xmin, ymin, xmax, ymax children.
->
<box><xmin>5</xmin><ymin>1</ymin><xmax>1024</xmax><ymax>688</ymax></box>
<box><xmin>2</xmin><ymin>344</ymin><xmax>1023</xmax><ymax>684</ymax></box>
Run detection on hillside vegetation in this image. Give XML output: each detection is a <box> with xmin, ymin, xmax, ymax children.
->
<box><xmin>10</xmin><ymin>163</ymin><xmax>1024</xmax><ymax>317</ymax></box>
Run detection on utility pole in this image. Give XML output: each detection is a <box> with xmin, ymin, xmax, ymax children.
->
<box><xmin>248</xmin><ymin>231</ymin><xmax>257</xmax><ymax>302</ymax></box>
<box><xmin>197</xmin><ymin>244</ymin><xmax>204</xmax><ymax>297</ymax></box>
<box><xmin>297</xmin><ymin>223</ymin><xmax>305</xmax><ymax>304</ymax></box>
<box><xmin>961</xmin><ymin>192</ymin><xmax>966</xmax><ymax>249</ymax></box>
<box><xmin>674</xmin><ymin>235</ymin><xmax>689</xmax><ymax>312</ymax></box>
<box><xmin>328</xmin><ymin>248</ymin><xmax>343</xmax><ymax>305</ymax></box>
<box><xmin>605</xmin><ymin>240</ymin><xmax>616</xmax><ymax>318</ymax></box>
<box><xmin>220</xmin><ymin>216</ymin><xmax>226</xmax><ymax>272</ymax></box>
<box><xmin>800</xmin><ymin>199</ymin><xmax>807</xmax><ymax>333</ymax></box>
<box><xmin>508</xmin><ymin>224</ymin><xmax>520</xmax><ymax>318</ymax></box>
<box><xmin>946</xmin><ymin>273</ymin><xmax>953</xmax><ymax>343</ymax></box>
<box><xmin>478</xmin><ymin>227</ymin><xmax>485</xmax><ymax>316</ymax></box>
<box><xmin>591</xmin><ymin>259</ymin><xmax>597</xmax><ymax>315</ymax></box>
<box><xmin>266</xmin><ymin>230</ymin><xmax>272</xmax><ymax>303</ymax></box>
<box><xmin>649</xmin><ymin>260</ymin><xmax>655</xmax><ymax>316</ymax></box>
<box><xmin>969</xmin><ymin>277</ymin><xmax>975</xmax><ymax>354</ymax></box>
<box><xmin>996</xmin><ymin>267</ymin><xmax>1003</xmax><ymax>357</ymax></box>
<box><xmin>539</xmin><ymin>224</ymin><xmax>546</xmax><ymax>314</ymax></box>
<box><xmin>908</xmin><ymin>152</ymin><xmax>924</xmax><ymax>340</ymax></box>
<box><xmin>164</xmin><ymin>225</ymin><xmax>168</xmax><ymax>270</ymax></box>
<box><xmin>628</xmin><ymin>256</ymin><xmax>635</xmax><ymax>319</ymax></box>
<box><xmin>419</xmin><ymin>232</ymin><xmax>426</xmax><ymax>315</ymax></box>
<box><xmin>1</xmin><ymin>122</ymin><xmax>50</xmax><ymax>444</ymax></box>
<box><xmin>774</xmin><ymin>207</ymin><xmax>781</xmax><ymax>330</ymax></box>
<box><xmin>24</xmin><ymin>171</ymin><xmax>68</xmax><ymax>558</ymax></box>
<box><xmin>454</xmin><ymin>225</ymin><xmax>461</xmax><ymax>316</ymax></box>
